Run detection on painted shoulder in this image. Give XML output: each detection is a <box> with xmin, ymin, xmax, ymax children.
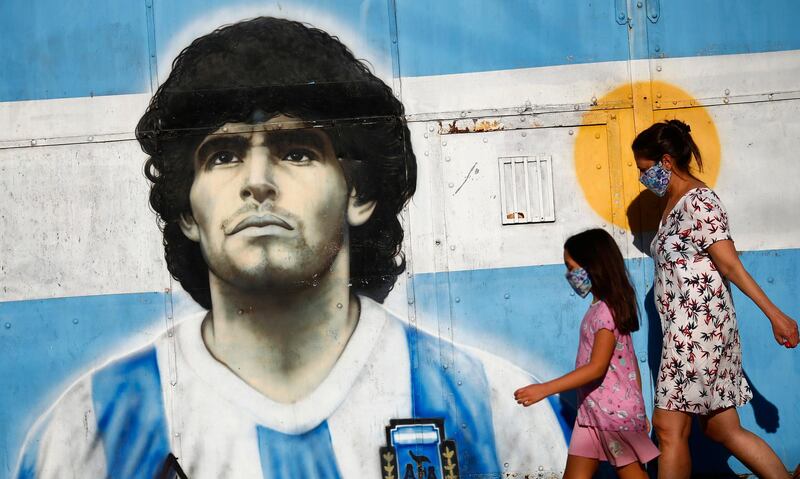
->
<box><xmin>15</xmin><ymin>374</ymin><xmax>107</xmax><ymax>478</ymax></box>
<box><xmin>466</xmin><ymin>346</ymin><xmax>569</xmax><ymax>474</ymax></box>
<box><xmin>16</xmin><ymin>337</ymin><xmax>174</xmax><ymax>479</ymax></box>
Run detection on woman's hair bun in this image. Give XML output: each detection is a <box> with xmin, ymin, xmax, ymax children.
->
<box><xmin>632</xmin><ymin>118</ymin><xmax>703</xmax><ymax>172</ymax></box>
<box><xmin>666</xmin><ymin>119</ymin><xmax>691</xmax><ymax>135</ymax></box>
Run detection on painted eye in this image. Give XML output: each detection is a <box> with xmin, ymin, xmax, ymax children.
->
<box><xmin>208</xmin><ymin>151</ymin><xmax>240</xmax><ymax>167</ymax></box>
<box><xmin>283</xmin><ymin>150</ymin><xmax>315</xmax><ymax>163</ymax></box>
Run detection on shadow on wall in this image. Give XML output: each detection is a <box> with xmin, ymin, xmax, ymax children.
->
<box><xmin>626</xmin><ymin>189</ymin><xmax>661</xmax><ymax>256</ymax></box>
<box><xmin>558</xmin><ymin>389</ymin><xmax>577</xmax><ymax>436</ymax></box>
<box><xmin>628</xmin><ymin>190</ymin><xmax>782</xmax><ymax>478</ymax></box>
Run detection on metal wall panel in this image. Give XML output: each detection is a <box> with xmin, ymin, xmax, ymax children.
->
<box><xmin>2</xmin><ymin>1</ymin><xmax>800</xmax><ymax>478</ymax></box>
<box><xmin>0</xmin><ymin>141</ymin><xmax>168</xmax><ymax>301</ymax></box>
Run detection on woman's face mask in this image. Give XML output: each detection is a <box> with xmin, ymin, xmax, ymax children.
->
<box><xmin>639</xmin><ymin>161</ymin><xmax>672</xmax><ymax>197</ymax></box>
<box><xmin>566</xmin><ymin>267</ymin><xmax>592</xmax><ymax>298</ymax></box>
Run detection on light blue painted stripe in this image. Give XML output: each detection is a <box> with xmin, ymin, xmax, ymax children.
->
<box><xmin>256</xmin><ymin>422</ymin><xmax>342</xmax><ymax>479</ymax></box>
<box><xmin>724</xmin><ymin>249</ymin><xmax>800</xmax><ymax>473</ymax></box>
<box><xmin>395</xmin><ymin>0</ymin><xmax>628</xmax><ymax>77</ymax></box>
<box><xmin>412</xmin><ymin>247</ymin><xmax>800</xmax><ymax>474</ymax></box>
<box><xmin>0</xmin><ymin>292</ymin><xmax>167</xmax><ymax>478</ymax></box>
<box><xmin>92</xmin><ymin>346</ymin><xmax>171</xmax><ymax>479</ymax></box>
<box><xmin>3</xmin><ymin>0</ymin><xmax>800</xmax><ymax>102</ymax></box>
<box><xmin>407</xmin><ymin>326</ymin><xmax>500</xmax><ymax>474</ymax></box>
<box><xmin>0</xmin><ymin>0</ymin><xmax>151</xmax><ymax>102</ymax></box>
<box><xmin>644</xmin><ymin>0</ymin><xmax>800</xmax><ymax>60</ymax></box>
<box><xmin>1</xmin><ymin>247</ymin><xmax>798</xmax><ymax>476</ymax></box>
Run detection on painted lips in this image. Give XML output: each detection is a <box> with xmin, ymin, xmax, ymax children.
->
<box><xmin>229</xmin><ymin>213</ymin><xmax>294</xmax><ymax>236</ymax></box>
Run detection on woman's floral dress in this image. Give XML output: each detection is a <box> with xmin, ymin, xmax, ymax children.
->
<box><xmin>651</xmin><ymin>187</ymin><xmax>752</xmax><ymax>413</ymax></box>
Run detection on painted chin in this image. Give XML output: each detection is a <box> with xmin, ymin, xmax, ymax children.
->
<box><xmin>216</xmin><ymin>245</ymin><xmax>340</xmax><ymax>291</ymax></box>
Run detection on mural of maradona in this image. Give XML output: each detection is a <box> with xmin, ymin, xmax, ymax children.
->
<box><xmin>15</xmin><ymin>17</ymin><xmax>567</xmax><ymax>479</ymax></box>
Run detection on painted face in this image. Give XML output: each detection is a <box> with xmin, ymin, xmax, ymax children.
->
<box><xmin>635</xmin><ymin>156</ymin><xmax>671</xmax><ymax>197</ymax></box>
<box><xmin>181</xmin><ymin>115</ymin><xmax>352</xmax><ymax>292</ymax></box>
<box><xmin>564</xmin><ymin>249</ymin><xmax>592</xmax><ymax>298</ymax></box>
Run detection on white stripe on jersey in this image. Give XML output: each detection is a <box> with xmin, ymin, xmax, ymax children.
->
<box><xmin>327</xmin><ymin>306</ymin><xmax>412</xmax><ymax>477</ymax></box>
<box><xmin>22</xmin><ymin>376</ymin><xmax>107</xmax><ymax>478</ymax></box>
<box><xmin>472</xmin><ymin>347</ymin><xmax>569</xmax><ymax>474</ymax></box>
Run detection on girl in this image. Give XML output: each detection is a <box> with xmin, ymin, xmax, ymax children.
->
<box><xmin>515</xmin><ymin>228</ymin><xmax>658</xmax><ymax>479</ymax></box>
<box><xmin>633</xmin><ymin>119</ymin><xmax>799</xmax><ymax>479</ymax></box>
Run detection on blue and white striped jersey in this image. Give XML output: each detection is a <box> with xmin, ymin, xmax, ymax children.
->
<box><xmin>16</xmin><ymin>297</ymin><xmax>567</xmax><ymax>478</ymax></box>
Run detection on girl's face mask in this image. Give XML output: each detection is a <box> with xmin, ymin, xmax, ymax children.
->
<box><xmin>639</xmin><ymin>161</ymin><xmax>671</xmax><ymax>197</ymax></box>
<box><xmin>566</xmin><ymin>267</ymin><xmax>592</xmax><ymax>298</ymax></box>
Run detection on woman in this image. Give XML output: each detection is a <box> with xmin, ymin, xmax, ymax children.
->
<box><xmin>632</xmin><ymin>119</ymin><xmax>799</xmax><ymax>479</ymax></box>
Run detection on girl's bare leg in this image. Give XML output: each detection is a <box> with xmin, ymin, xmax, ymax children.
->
<box><xmin>616</xmin><ymin>461</ymin><xmax>650</xmax><ymax>479</ymax></box>
<box><xmin>563</xmin><ymin>455</ymin><xmax>600</xmax><ymax>479</ymax></box>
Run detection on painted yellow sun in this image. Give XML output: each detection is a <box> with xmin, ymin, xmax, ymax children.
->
<box><xmin>574</xmin><ymin>81</ymin><xmax>721</xmax><ymax>232</ymax></box>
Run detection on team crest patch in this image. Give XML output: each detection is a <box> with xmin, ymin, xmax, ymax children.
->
<box><xmin>379</xmin><ymin>418</ymin><xmax>459</xmax><ymax>479</ymax></box>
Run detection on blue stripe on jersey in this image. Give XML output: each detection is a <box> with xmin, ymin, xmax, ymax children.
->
<box><xmin>257</xmin><ymin>422</ymin><xmax>342</xmax><ymax>478</ymax></box>
<box><xmin>92</xmin><ymin>346</ymin><xmax>170</xmax><ymax>479</ymax></box>
<box><xmin>14</xmin><ymin>415</ymin><xmax>49</xmax><ymax>479</ymax></box>
<box><xmin>407</xmin><ymin>327</ymin><xmax>500</xmax><ymax>474</ymax></box>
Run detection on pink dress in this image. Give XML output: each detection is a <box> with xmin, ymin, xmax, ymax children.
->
<box><xmin>651</xmin><ymin>187</ymin><xmax>752</xmax><ymax>413</ymax></box>
<box><xmin>576</xmin><ymin>301</ymin><xmax>647</xmax><ymax>431</ymax></box>
<box><xmin>569</xmin><ymin>301</ymin><xmax>659</xmax><ymax>466</ymax></box>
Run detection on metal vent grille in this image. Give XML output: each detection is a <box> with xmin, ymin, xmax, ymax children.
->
<box><xmin>498</xmin><ymin>155</ymin><xmax>556</xmax><ymax>225</ymax></box>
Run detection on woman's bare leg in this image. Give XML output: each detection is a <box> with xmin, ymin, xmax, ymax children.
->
<box><xmin>653</xmin><ymin>408</ymin><xmax>693</xmax><ymax>479</ymax></box>
<box><xmin>699</xmin><ymin>407</ymin><xmax>789</xmax><ymax>479</ymax></box>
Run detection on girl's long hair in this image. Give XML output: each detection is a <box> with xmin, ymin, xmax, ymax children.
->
<box><xmin>565</xmin><ymin>229</ymin><xmax>639</xmax><ymax>334</ymax></box>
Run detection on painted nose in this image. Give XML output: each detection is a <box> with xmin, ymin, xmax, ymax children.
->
<box><xmin>240</xmin><ymin>152</ymin><xmax>278</xmax><ymax>204</ymax></box>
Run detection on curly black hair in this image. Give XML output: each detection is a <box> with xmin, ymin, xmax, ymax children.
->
<box><xmin>135</xmin><ymin>16</ymin><xmax>417</xmax><ymax>308</ymax></box>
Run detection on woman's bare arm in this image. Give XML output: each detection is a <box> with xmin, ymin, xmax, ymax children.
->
<box><xmin>707</xmin><ymin>239</ymin><xmax>799</xmax><ymax>347</ymax></box>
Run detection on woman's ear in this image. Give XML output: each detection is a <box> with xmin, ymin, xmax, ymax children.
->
<box><xmin>179</xmin><ymin>213</ymin><xmax>201</xmax><ymax>242</ymax></box>
<box><xmin>347</xmin><ymin>189</ymin><xmax>377</xmax><ymax>227</ymax></box>
<box><xmin>661</xmin><ymin>154</ymin><xmax>674</xmax><ymax>171</ymax></box>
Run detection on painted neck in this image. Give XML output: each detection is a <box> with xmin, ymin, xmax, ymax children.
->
<box><xmin>200</xmin><ymin>247</ymin><xmax>359</xmax><ymax>403</ymax></box>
